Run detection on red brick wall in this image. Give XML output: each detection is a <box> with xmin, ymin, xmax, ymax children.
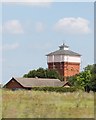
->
<box><xmin>48</xmin><ymin>62</ymin><xmax>80</xmax><ymax>77</ymax></box>
<box><xmin>4</xmin><ymin>79</ymin><xmax>23</xmax><ymax>89</ymax></box>
<box><xmin>64</xmin><ymin>62</ymin><xmax>80</xmax><ymax>77</ymax></box>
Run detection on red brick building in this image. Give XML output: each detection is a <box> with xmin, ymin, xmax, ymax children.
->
<box><xmin>4</xmin><ymin>77</ymin><xmax>70</xmax><ymax>90</ymax></box>
<box><xmin>46</xmin><ymin>44</ymin><xmax>81</xmax><ymax>80</ymax></box>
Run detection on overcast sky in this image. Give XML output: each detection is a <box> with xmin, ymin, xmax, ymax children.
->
<box><xmin>0</xmin><ymin>1</ymin><xmax>94</xmax><ymax>84</ymax></box>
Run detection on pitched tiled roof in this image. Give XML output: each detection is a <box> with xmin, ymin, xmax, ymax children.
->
<box><xmin>46</xmin><ymin>49</ymin><xmax>81</xmax><ymax>56</ymax></box>
<box><xmin>13</xmin><ymin>77</ymin><xmax>65</xmax><ymax>88</ymax></box>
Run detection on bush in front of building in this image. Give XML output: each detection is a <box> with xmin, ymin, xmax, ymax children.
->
<box><xmin>31</xmin><ymin>86</ymin><xmax>76</xmax><ymax>92</ymax></box>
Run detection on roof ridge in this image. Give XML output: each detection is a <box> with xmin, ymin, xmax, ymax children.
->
<box><xmin>46</xmin><ymin>49</ymin><xmax>81</xmax><ymax>56</ymax></box>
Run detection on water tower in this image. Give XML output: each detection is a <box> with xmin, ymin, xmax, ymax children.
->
<box><xmin>46</xmin><ymin>43</ymin><xmax>81</xmax><ymax>80</ymax></box>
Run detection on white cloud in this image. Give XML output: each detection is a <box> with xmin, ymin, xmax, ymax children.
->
<box><xmin>35</xmin><ymin>22</ymin><xmax>45</xmax><ymax>32</ymax></box>
<box><xmin>2</xmin><ymin>43</ymin><xmax>19</xmax><ymax>51</ymax></box>
<box><xmin>3</xmin><ymin>20</ymin><xmax>24</xmax><ymax>34</ymax></box>
<box><xmin>54</xmin><ymin>17</ymin><xmax>91</xmax><ymax>34</ymax></box>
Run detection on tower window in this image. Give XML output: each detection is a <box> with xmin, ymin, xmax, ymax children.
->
<box><xmin>53</xmin><ymin>64</ymin><xmax>55</xmax><ymax>69</ymax></box>
<box><xmin>60</xmin><ymin>63</ymin><xmax>62</xmax><ymax>69</ymax></box>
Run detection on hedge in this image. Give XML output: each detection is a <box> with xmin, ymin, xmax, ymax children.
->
<box><xmin>31</xmin><ymin>87</ymin><xmax>76</xmax><ymax>92</ymax></box>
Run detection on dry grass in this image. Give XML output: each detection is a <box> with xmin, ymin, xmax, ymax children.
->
<box><xmin>0</xmin><ymin>89</ymin><xmax>2</xmax><ymax>119</ymax></box>
<box><xmin>2</xmin><ymin>89</ymin><xmax>94</xmax><ymax>118</ymax></box>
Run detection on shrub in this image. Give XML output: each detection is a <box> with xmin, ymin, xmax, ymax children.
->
<box><xmin>31</xmin><ymin>87</ymin><xmax>76</xmax><ymax>92</ymax></box>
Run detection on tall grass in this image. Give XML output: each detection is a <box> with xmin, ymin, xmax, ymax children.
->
<box><xmin>0</xmin><ymin>89</ymin><xmax>2</xmax><ymax>119</ymax></box>
<box><xmin>2</xmin><ymin>89</ymin><xmax>94</xmax><ymax>118</ymax></box>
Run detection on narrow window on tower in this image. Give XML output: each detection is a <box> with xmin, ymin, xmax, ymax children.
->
<box><xmin>53</xmin><ymin>64</ymin><xmax>55</xmax><ymax>69</ymax></box>
<box><xmin>60</xmin><ymin>63</ymin><xmax>62</xmax><ymax>69</ymax></box>
<box><xmin>60</xmin><ymin>55</ymin><xmax>62</xmax><ymax>69</ymax></box>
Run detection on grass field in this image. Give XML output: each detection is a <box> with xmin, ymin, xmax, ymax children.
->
<box><xmin>0</xmin><ymin>89</ymin><xmax>2</xmax><ymax>120</ymax></box>
<box><xmin>2</xmin><ymin>89</ymin><xmax>94</xmax><ymax>118</ymax></box>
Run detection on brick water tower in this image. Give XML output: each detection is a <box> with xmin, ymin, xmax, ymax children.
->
<box><xmin>46</xmin><ymin>43</ymin><xmax>81</xmax><ymax>80</ymax></box>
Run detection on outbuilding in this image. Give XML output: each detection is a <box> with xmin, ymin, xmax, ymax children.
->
<box><xmin>3</xmin><ymin>77</ymin><xmax>71</xmax><ymax>90</ymax></box>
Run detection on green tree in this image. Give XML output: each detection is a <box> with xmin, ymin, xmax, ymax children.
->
<box><xmin>46</xmin><ymin>69</ymin><xmax>61</xmax><ymax>79</ymax></box>
<box><xmin>68</xmin><ymin>64</ymin><xmax>93</xmax><ymax>90</ymax></box>
<box><xmin>36</xmin><ymin>68</ymin><xmax>46</xmax><ymax>78</ymax></box>
<box><xmin>84</xmin><ymin>64</ymin><xmax>93</xmax><ymax>72</ymax></box>
<box><xmin>89</xmin><ymin>64</ymin><xmax>96</xmax><ymax>91</ymax></box>
<box><xmin>23</xmin><ymin>70</ymin><xmax>37</xmax><ymax>78</ymax></box>
<box><xmin>23</xmin><ymin>67</ymin><xmax>62</xmax><ymax>80</ymax></box>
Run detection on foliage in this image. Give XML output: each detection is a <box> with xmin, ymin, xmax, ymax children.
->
<box><xmin>68</xmin><ymin>64</ymin><xmax>96</xmax><ymax>91</ymax></box>
<box><xmin>23</xmin><ymin>64</ymin><xmax>96</xmax><ymax>91</ymax></box>
<box><xmin>31</xmin><ymin>86</ymin><xmax>76</xmax><ymax>92</ymax></box>
<box><xmin>89</xmin><ymin>64</ymin><xmax>96</xmax><ymax>91</ymax></box>
<box><xmin>23</xmin><ymin>67</ymin><xmax>63</xmax><ymax>80</ymax></box>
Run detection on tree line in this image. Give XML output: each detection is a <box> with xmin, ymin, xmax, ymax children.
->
<box><xmin>23</xmin><ymin>64</ymin><xmax>96</xmax><ymax>92</ymax></box>
<box><xmin>23</xmin><ymin>68</ymin><xmax>63</xmax><ymax>80</ymax></box>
